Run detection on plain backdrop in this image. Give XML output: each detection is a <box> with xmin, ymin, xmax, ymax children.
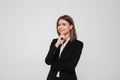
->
<box><xmin>0</xmin><ymin>0</ymin><xmax>120</xmax><ymax>80</ymax></box>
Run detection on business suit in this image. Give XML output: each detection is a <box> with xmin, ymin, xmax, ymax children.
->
<box><xmin>45</xmin><ymin>39</ymin><xmax>83</xmax><ymax>80</ymax></box>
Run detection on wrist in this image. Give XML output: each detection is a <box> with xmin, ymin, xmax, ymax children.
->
<box><xmin>55</xmin><ymin>42</ymin><xmax>60</xmax><ymax>48</ymax></box>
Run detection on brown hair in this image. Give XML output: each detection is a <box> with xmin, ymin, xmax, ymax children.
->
<box><xmin>56</xmin><ymin>15</ymin><xmax>77</xmax><ymax>41</ymax></box>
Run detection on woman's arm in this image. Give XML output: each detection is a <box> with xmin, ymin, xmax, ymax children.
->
<box><xmin>45</xmin><ymin>39</ymin><xmax>59</xmax><ymax>65</ymax></box>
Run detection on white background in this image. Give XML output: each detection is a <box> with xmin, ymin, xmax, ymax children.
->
<box><xmin>0</xmin><ymin>0</ymin><xmax>120</xmax><ymax>80</ymax></box>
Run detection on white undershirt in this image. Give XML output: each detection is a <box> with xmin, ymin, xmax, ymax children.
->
<box><xmin>56</xmin><ymin>38</ymin><xmax>70</xmax><ymax>77</ymax></box>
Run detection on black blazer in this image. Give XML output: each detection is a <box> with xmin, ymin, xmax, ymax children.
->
<box><xmin>45</xmin><ymin>39</ymin><xmax>83</xmax><ymax>80</ymax></box>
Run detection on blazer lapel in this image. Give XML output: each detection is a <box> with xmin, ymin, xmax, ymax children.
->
<box><xmin>59</xmin><ymin>40</ymin><xmax>72</xmax><ymax>59</ymax></box>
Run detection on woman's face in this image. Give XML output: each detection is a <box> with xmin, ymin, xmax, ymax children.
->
<box><xmin>57</xmin><ymin>19</ymin><xmax>73</xmax><ymax>35</ymax></box>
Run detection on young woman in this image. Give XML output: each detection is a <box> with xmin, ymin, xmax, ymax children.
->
<box><xmin>45</xmin><ymin>15</ymin><xmax>83</xmax><ymax>80</ymax></box>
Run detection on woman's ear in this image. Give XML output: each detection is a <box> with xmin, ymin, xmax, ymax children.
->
<box><xmin>70</xmin><ymin>25</ymin><xmax>73</xmax><ymax>30</ymax></box>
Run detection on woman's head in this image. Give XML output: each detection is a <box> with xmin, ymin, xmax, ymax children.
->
<box><xmin>56</xmin><ymin>15</ymin><xmax>77</xmax><ymax>41</ymax></box>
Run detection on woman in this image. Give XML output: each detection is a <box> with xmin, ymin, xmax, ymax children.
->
<box><xmin>45</xmin><ymin>15</ymin><xmax>83</xmax><ymax>80</ymax></box>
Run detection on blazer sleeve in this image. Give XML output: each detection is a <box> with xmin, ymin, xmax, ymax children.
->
<box><xmin>58</xmin><ymin>41</ymin><xmax>83</xmax><ymax>72</ymax></box>
<box><xmin>45</xmin><ymin>39</ymin><xmax>59</xmax><ymax>65</ymax></box>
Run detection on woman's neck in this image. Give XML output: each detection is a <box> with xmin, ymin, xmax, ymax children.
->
<box><xmin>64</xmin><ymin>33</ymin><xmax>70</xmax><ymax>41</ymax></box>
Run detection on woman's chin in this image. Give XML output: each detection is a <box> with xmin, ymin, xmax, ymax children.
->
<box><xmin>60</xmin><ymin>33</ymin><xmax>65</xmax><ymax>35</ymax></box>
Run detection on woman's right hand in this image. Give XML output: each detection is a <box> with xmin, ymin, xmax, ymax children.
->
<box><xmin>55</xmin><ymin>35</ymin><xmax>65</xmax><ymax>48</ymax></box>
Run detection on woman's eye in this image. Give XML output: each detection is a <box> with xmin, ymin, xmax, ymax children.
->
<box><xmin>62</xmin><ymin>23</ymin><xmax>66</xmax><ymax>26</ymax></box>
<box><xmin>57</xmin><ymin>24</ymin><xmax>60</xmax><ymax>26</ymax></box>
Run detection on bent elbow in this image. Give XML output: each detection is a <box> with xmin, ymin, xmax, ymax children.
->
<box><xmin>45</xmin><ymin>58</ymin><xmax>52</xmax><ymax>65</ymax></box>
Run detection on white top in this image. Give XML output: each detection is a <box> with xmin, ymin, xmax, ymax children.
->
<box><xmin>56</xmin><ymin>38</ymin><xmax>70</xmax><ymax>77</ymax></box>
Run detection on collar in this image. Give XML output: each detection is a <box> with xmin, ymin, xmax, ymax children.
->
<box><xmin>62</xmin><ymin>38</ymin><xmax>70</xmax><ymax>47</ymax></box>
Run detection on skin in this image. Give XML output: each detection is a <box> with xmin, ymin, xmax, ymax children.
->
<box><xmin>55</xmin><ymin>19</ymin><xmax>73</xmax><ymax>48</ymax></box>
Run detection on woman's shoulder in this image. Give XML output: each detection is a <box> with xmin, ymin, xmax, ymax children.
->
<box><xmin>50</xmin><ymin>38</ymin><xmax>58</xmax><ymax>44</ymax></box>
<box><xmin>52</xmin><ymin>38</ymin><xmax>58</xmax><ymax>42</ymax></box>
<box><xmin>72</xmin><ymin>39</ymin><xmax>83</xmax><ymax>47</ymax></box>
